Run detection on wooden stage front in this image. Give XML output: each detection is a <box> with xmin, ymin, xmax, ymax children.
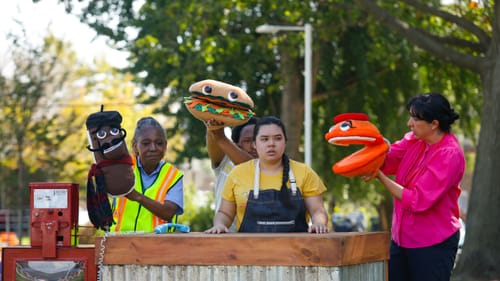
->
<box><xmin>95</xmin><ymin>232</ymin><xmax>389</xmax><ymax>281</ymax></box>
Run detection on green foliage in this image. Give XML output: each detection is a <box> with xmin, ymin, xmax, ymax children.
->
<box><xmin>179</xmin><ymin>182</ymin><xmax>214</xmax><ymax>232</ymax></box>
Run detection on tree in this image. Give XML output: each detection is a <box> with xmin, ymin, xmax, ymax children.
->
<box><xmin>0</xmin><ymin>27</ymin><xmax>85</xmax><ymax>237</ymax></box>
<box><xmin>45</xmin><ymin>0</ymin><xmax>470</xmax><ymax>228</ymax></box>
<box><xmin>352</xmin><ymin>1</ymin><xmax>499</xmax><ymax>279</ymax></box>
<box><xmin>0</xmin><ymin>32</ymin><xmax>74</xmax><ymax>192</ymax></box>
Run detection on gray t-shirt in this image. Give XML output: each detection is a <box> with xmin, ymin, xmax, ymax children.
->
<box><xmin>213</xmin><ymin>155</ymin><xmax>236</xmax><ymax>231</ymax></box>
<box><xmin>213</xmin><ymin>155</ymin><xmax>234</xmax><ymax>213</ymax></box>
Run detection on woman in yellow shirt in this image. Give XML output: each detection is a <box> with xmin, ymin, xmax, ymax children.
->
<box><xmin>205</xmin><ymin>116</ymin><xmax>329</xmax><ymax>233</ymax></box>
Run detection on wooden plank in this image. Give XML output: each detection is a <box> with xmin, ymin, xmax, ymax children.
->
<box><xmin>95</xmin><ymin>232</ymin><xmax>389</xmax><ymax>266</ymax></box>
<box><xmin>341</xmin><ymin>232</ymin><xmax>390</xmax><ymax>265</ymax></box>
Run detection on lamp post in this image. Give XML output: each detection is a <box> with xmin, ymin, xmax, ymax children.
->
<box><xmin>256</xmin><ymin>23</ymin><xmax>313</xmax><ymax>167</ymax></box>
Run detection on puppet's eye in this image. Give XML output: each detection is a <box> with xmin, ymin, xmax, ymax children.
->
<box><xmin>109</xmin><ymin>128</ymin><xmax>120</xmax><ymax>136</ymax></box>
<box><xmin>228</xmin><ymin>91</ymin><xmax>238</xmax><ymax>102</ymax></box>
<box><xmin>96</xmin><ymin>129</ymin><xmax>107</xmax><ymax>139</ymax></box>
<box><xmin>340</xmin><ymin>120</ymin><xmax>354</xmax><ymax>131</ymax></box>
<box><xmin>202</xmin><ymin>85</ymin><xmax>212</xmax><ymax>94</ymax></box>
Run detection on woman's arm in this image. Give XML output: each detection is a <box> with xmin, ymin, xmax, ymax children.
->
<box><xmin>125</xmin><ymin>190</ymin><xmax>178</xmax><ymax>221</ymax></box>
<box><xmin>205</xmin><ymin>199</ymin><xmax>236</xmax><ymax>234</ymax></box>
<box><xmin>207</xmin><ymin>124</ymin><xmax>253</xmax><ymax>166</ymax></box>
<box><xmin>304</xmin><ymin>195</ymin><xmax>330</xmax><ymax>233</ymax></box>
<box><xmin>375</xmin><ymin>170</ymin><xmax>403</xmax><ymax>200</ymax></box>
<box><xmin>206</xmin><ymin>127</ymin><xmax>227</xmax><ymax>168</ymax></box>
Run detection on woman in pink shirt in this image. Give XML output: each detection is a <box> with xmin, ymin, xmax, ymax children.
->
<box><xmin>365</xmin><ymin>93</ymin><xmax>465</xmax><ymax>281</ymax></box>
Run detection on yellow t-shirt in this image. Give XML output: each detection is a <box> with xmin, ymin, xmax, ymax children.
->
<box><xmin>222</xmin><ymin>159</ymin><xmax>327</xmax><ymax>230</ymax></box>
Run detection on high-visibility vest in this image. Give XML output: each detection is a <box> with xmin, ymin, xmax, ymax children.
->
<box><xmin>111</xmin><ymin>161</ymin><xmax>183</xmax><ymax>232</ymax></box>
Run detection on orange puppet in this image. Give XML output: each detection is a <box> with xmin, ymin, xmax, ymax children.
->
<box><xmin>324</xmin><ymin>113</ymin><xmax>389</xmax><ymax>180</ymax></box>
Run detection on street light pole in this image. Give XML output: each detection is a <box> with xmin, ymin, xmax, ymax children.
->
<box><xmin>256</xmin><ymin>23</ymin><xmax>313</xmax><ymax>167</ymax></box>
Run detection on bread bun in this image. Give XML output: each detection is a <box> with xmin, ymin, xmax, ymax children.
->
<box><xmin>185</xmin><ymin>103</ymin><xmax>250</xmax><ymax>127</ymax></box>
<box><xmin>185</xmin><ymin>79</ymin><xmax>255</xmax><ymax>127</ymax></box>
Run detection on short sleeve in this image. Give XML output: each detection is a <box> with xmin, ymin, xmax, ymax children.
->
<box><xmin>165</xmin><ymin>178</ymin><xmax>184</xmax><ymax>215</ymax></box>
<box><xmin>300</xmin><ymin>165</ymin><xmax>327</xmax><ymax>197</ymax></box>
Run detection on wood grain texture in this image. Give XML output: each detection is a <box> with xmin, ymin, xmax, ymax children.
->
<box><xmin>95</xmin><ymin>232</ymin><xmax>389</xmax><ymax>266</ymax></box>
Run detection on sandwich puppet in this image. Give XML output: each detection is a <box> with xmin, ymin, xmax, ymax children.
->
<box><xmin>324</xmin><ymin>113</ymin><xmax>389</xmax><ymax>180</ymax></box>
<box><xmin>85</xmin><ymin>107</ymin><xmax>135</xmax><ymax>231</ymax></box>
<box><xmin>184</xmin><ymin>79</ymin><xmax>255</xmax><ymax>129</ymax></box>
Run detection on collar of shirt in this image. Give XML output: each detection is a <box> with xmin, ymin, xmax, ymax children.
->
<box><xmin>137</xmin><ymin>157</ymin><xmax>165</xmax><ymax>191</ymax></box>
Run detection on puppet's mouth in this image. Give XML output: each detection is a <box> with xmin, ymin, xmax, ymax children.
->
<box><xmin>102</xmin><ymin>138</ymin><xmax>124</xmax><ymax>154</ymax></box>
<box><xmin>327</xmin><ymin>136</ymin><xmax>377</xmax><ymax>145</ymax></box>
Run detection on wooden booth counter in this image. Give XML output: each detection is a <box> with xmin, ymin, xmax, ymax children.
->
<box><xmin>95</xmin><ymin>232</ymin><xmax>389</xmax><ymax>281</ymax></box>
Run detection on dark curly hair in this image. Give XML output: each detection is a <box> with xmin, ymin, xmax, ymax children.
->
<box><xmin>231</xmin><ymin>117</ymin><xmax>258</xmax><ymax>143</ymax></box>
<box><xmin>406</xmin><ymin>93</ymin><xmax>459</xmax><ymax>133</ymax></box>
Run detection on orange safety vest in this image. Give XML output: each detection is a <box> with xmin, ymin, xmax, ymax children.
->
<box><xmin>111</xmin><ymin>161</ymin><xmax>183</xmax><ymax>232</ymax></box>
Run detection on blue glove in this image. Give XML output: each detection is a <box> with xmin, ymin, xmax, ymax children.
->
<box><xmin>154</xmin><ymin>223</ymin><xmax>190</xmax><ymax>234</ymax></box>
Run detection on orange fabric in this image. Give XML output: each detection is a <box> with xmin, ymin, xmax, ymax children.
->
<box><xmin>112</xmin><ymin>197</ymin><xmax>128</xmax><ymax>230</ymax></box>
<box><xmin>152</xmin><ymin>165</ymin><xmax>176</xmax><ymax>227</ymax></box>
<box><xmin>325</xmin><ymin>113</ymin><xmax>389</xmax><ymax>179</ymax></box>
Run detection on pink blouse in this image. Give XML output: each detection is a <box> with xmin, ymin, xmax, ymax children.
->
<box><xmin>382</xmin><ymin>132</ymin><xmax>465</xmax><ymax>248</ymax></box>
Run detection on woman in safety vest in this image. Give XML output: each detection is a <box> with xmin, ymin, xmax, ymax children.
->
<box><xmin>112</xmin><ymin>117</ymin><xmax>184</xmax><ymax>232</ymax></box>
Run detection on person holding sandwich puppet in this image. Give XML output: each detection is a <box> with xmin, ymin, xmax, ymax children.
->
<box><xmin>185</xmin><ymin>79</ymin><xmax>258</xmax><ymax>230</ymax></box>
<box><xmin>205</xmin><ymin>116</ymin><xmax>329</xmax><ymax>233</ymax></box>
<box><xmin>206</xmin><ymin>117</ymin><xmax>258</xmax><ymax>218</ymax></box>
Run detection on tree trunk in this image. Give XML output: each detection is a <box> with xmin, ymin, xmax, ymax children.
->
<box><xmin>452</xmin><ymin>46</ymin><xmax>500</xmax><ymax>281</ymax></box>
<box><xmin>376</xmin><ymin>191</ymin><xmax>393</xmax><ymax>232</ymax></box>
<box><xmin>279</xmin><ymin>48</ymin><xmax>304</xmax><ymax>162</ymax></box>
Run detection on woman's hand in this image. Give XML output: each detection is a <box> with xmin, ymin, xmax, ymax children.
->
<box><xmin>125</xmin><ymin>190</ymin><xmax>143</xmax><ymax>203</ymax></box>
<box><xmin>360</xmin><ymin>174</ymin><xmax>372</xmax><ymax>182</ymax></box>
<box><xmin>308</xmin><ymin>223</ymin><xmax>330</xmax><ymax>234</ymax></box>
<box><xmin>205</xmin><ymin>201</ymin><xmax>236</xmax><ymax>234</ymax></box>
<box><xmin>204</xmin><ymin>118</ymin><xmax>225</xmax><ymax>130</ymax></box>
<box><xmin>360</xmin><ymin>170</ymin><xmax>380</xmax><ymax>182</ymax></box>
<box><xmin>204</xmin><ymin>224</ymin><xmax>229</xmax><ymax>234</ymax></box>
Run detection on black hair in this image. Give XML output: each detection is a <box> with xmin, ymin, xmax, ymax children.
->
<box><xmin>253</xmin><ymin>116</ymin><xmax>294</xmax><ymax>208</ymax></box>
<box><xmin>406</xmin><ymin>93</ymin><xmax>459</xmax><ymax>133</ymax></box>
<box><xmin>231</xmin><ymin>117</ymin><xmax>258</xmax><ymax>143</ymax></box>
<box><xmin>133</xmin><ymin>117</ymin><xmax>166</xmax><ymax>142</ymax></box>
<box><xmin>252</xmin><ymin>116</ymin><xmax>288</xmax><ymax>142</ymax></box>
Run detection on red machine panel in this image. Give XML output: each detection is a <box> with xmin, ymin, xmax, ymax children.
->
<box><xmin>29</xmin><ymin>182</ymin><xmax>79</xmax><ymax>258</ymax></box>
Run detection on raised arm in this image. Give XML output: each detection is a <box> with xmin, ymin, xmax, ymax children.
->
<box><xmin>206</xmin><ymin>119</ymin><xmax>253</xmax><ymax>168</ymax></box>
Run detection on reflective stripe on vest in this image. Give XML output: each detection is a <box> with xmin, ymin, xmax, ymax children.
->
<box><xmin>111</xmin><ymin>161</ymin><xmax>182</xmax><ymax>232</ymax></box>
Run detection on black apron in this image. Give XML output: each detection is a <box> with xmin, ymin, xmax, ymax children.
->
<box><xmin>239</xmin><ymin>160</ymin><xmax>308</xmax><ymax>232</ymax></box>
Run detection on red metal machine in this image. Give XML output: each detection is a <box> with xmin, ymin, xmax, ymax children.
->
<box><xmin>2</xmin><ymin>182</ymin><xmax>96</xmax><ymax>280</ymax></box>
<box><xmin>30</xmin><ymin>182</ymin><xmax>79</xmax><ymax>258</ymax></box>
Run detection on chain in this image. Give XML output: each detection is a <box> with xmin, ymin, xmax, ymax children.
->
<box><xmin>96</xmin><ymin>231</ymin><xmax>145</xmax><ymax>281</ymax></box>
<box><xmin>96</xmin><ymin>232</ymin><xmax>108</xmax><ymax>281</ymax></box>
